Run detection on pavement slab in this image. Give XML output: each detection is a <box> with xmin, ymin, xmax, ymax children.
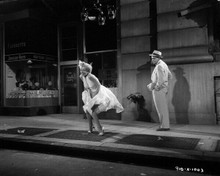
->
<box><xmin>0</xmin><ymin>114</ymin><xmax>220</xmax><ymax>175</ymax></box>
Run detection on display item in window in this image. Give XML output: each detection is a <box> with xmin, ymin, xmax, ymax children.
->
<box><xmin>46</xmin><ymin>81</ymin><xmax>55</xmax><ymax>90</ymax></box>
<box><xmin>34</xmin><ymin>82</ymin><xmax>40</xmax><ymax>90</ymax></box>
<box><xmin>15</xmin><ymin>80</ymin><xmax>29</xmax><ymax>90</ymax></box>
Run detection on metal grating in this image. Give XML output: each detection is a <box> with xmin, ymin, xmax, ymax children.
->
<box><xmin>117</xmin><ymin>134</ymin><xmax>200</xmax><ymax>150</ymax></box>
<box><xmin>46</xmin><ymin>130</ymin><xmax>118</xmax><ymax>142</ymax></box>
<box><xmin>0</xmin><ymin>127</ymin><xmax>56</xmax><ymax>136</ymax></box>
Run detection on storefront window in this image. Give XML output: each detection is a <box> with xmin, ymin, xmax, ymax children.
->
<box><xmin>0</xmin><ymin>49</ymin><xmax>2</xmax><ymax>106</ymax></box>
<box><xmin>4</xmin><ymin>19</ymin><xmax>58</xmax><ymax>107</ymax></box>
<box><xmin>213</xmin><ymin>2</ymin><xmax>220</xmax><ymax>52</ymax></box>
<box><xmin>5</xmin><ymin>58</ymin><xmax>58</xmax><ymax>107</ymax></box>
<box><xmin>84</xmin><ymin>0</ymin><xmax>117</xmax><ymax>88</ymax></box>
<box><xmin>85</xmin><ymin>20</ymin><xmax>117</xmax><ymax>52</ymax></box>
<box><xmin>0</xmin><ymin>25</ymin><xmax>2</xmax><ymax>107</ymax></box>
<box><xmin>60</xmin><ymin>26</ymin><xmax>78</xmax><ymax>61</ymax></box>
<box><xmin>86</xmin><ymin>51</ymin><xmax>117</xmax><ymax>88</ymax></box>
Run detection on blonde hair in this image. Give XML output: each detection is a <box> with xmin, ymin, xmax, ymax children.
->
<box><xmin>78</xmin><ymin>60</ymin><xmax>92</xmax><ymax>73</ymax></box>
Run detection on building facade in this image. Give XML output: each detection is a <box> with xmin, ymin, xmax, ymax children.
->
<box><xmin>120</xmin><ymin>0</ymin><xmax>220</xmax><ymax>125</ymax></box>
<box><xmin>0</xmin><ymin>0</ymin><xmax>219</xmax><ymax>125</ymax></box>
<box><xmin>0</xmin><ymin>0</ymin><xmax>83</xmax><ymax>116</ymax></box>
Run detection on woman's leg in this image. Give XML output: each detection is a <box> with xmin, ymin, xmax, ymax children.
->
<box><xmin>86</xmin><ymin>111</ymin><xmax>94</xmax><ymax>132</ymax></box>
<box><xmin>91</xmin><ymin>110</ymin><xmax>104</xmax><ymax>135</ymax></box>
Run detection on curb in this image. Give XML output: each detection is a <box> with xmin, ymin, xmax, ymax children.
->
<box><xmin>0</xmin><ymin>135</ymin><xmax>220</xmax><ymax>175</ymax></box>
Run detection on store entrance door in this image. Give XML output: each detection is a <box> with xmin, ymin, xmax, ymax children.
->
<box><xmin>61</xmin><ymin>65</ymin><xmax>78</xmax><ymax>113</ymax></box>
<box><xmin>214</xmin><ymin>76</ymin><xmax>220</xmax><ymax>125</ymax></box>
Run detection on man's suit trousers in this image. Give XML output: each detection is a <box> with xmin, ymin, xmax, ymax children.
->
<box><xmin>152</xmin><ymin>89</ymin><xmax>170</xmax><ymax>128</ymax></box>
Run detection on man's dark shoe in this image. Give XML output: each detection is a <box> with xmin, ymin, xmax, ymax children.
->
<box><xmin>156</xmin><ymin>128</ymin><xmax>170</xmax><ymax>131</ymax></box>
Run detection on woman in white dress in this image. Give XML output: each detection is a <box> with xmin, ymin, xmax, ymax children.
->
<box><xmin>78</xmin><ymin>60</ymin><xmax>124</xmax><ymax>136</ymax></box>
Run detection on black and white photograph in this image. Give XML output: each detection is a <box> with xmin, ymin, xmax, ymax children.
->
<box><xmin>0</xmin><ymin>0</ymin><xmax>220</xmax><ymax>175</ymax></box>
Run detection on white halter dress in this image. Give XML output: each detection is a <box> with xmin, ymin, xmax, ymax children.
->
<box><xmin>81</xmin><ymin>74</ymin><xmax>124</xmax><ymax>116</ymax></box>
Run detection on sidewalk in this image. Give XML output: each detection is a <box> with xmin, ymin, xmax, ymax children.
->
<box><xmin>0</xmin><ymin>113</ymin><xmax>220</xmax><ymax>174</ymax></box>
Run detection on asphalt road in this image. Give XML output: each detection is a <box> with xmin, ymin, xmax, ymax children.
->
<box><xmin>0</xmin><ymin>149</ymin><xmax>216</xmax><ymax>176</ymax></box>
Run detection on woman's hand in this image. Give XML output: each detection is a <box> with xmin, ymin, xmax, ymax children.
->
<box><xmin>147</xmin><ymin>82</ymin><xmax>156</xmax><ymax>91</ymax></box>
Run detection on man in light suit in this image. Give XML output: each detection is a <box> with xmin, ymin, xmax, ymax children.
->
<box><xmin>147</xmin><ymin>50</ymin><xmax>172</xmax><ymax>131</ymax></box>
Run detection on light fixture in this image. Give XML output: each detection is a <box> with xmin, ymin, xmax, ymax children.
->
<box><xmin>81</xmin><ymin>7</ymin><xmax>89</xmax><ymax>21</ymax></box>
<box><xmin>107</xmin><ymin>5</ymin><xmax>116</xmax><ymax>20</ymax></box>
<box><xmin>98</xmin><ymin>10</ymin><xmax>106</xmax><ymax>25</ymax></box>
<box><xmin>81</xmin><ymin>0</ymin><xmax>116</xmax><ymax>25</ymax></box>
<box><xmin>27</xmin><ymin>59</ymin><xmax>32</xmax><ymax>64</ymax></box>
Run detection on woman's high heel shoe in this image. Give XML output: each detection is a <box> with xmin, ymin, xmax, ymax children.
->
<box><xmin>88</xmin><ymin>130</ymin><xmax>93</xmax><ymax>134</ymax></box>
<box><xmin>98</xmin><ymin>127</ymin><xmax>104</xmax><ymax>136</ymax></box>
<box><xmin>88</xmin><ymin>126</ymin><xmax>95</xmax><ymax>134</ymax></box>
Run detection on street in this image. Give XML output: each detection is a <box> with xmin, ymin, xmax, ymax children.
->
<box><xmin>0</xmin><ymin>149</ymin><xmax>216</xmax><ymax>176</ymax></box>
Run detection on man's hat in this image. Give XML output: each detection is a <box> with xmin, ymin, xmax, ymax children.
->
<box><xmin>149</xmin><ymin>50</ymin><xmax>163</xmax><ymax>58</ymax></box>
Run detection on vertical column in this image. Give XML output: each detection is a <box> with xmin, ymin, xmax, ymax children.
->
<box><xmin>120</xmin><ymin>0</ymin><xmax>152</xmax><ymax>121</ymax></box>
<box><xmin>149</xmin><ymin>0</ymin><xmax>157</xmax><ymax>51</ymax></box>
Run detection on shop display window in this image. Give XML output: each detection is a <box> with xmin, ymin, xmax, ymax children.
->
<box><xmin>84</xmin><ymin>4</ymin><xmax>117</xmax><ymax>88</ymax></box>
<box><xmin>60</xmin><ymin>25</ymin><xmax>78</xmax><ymax>61</ymax></box>
<box><xmin>5</xmin><ymin>59</ymin><xmax>58</xmax><ymax>107</ymax></box>
<box><xmin>87</xmin><ymin>51</ymin><xmax>117</xmax><ymax>88</ymax></box>
<box><xmin>4</xmin><ymin>18</ymin><xmax>58</xmax><ymax>108</ymax></box>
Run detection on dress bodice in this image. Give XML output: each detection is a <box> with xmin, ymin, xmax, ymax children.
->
<box><xmin>82</xmin><ymin>74</ymin><xmax>100</xmax><ymax>95</ymax></box>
